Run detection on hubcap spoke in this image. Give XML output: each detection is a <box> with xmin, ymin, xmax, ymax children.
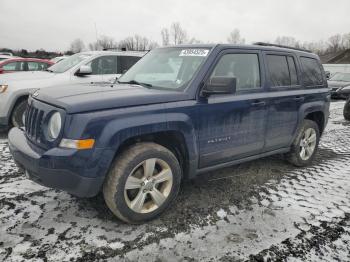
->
<box><xmin>153</xmin><ymin>168</ymin><xmax>172</xmax><ymax>184</ymax></box>
<box><xmin>308</xmin><ymin>133</ymin><xmax>316</xmax><ymax>143</ymax></box>
<box><xmin>130</xmin><ymin>191</ymin><xmax>147</xmax><ymax>212</ymax></box>
<box><xmin>125</xmin><ymin>176</ymin><xmax>143</xmax><ymax>190</ymax></box>
<box><xmin>305</xmin><ymin>145</ymin><xmax>313</xmax><ymax>156</ymax></box>
<box><xmin>143</xmin><ymin>158</ymin><xmax>156</xmax><ymax>178</ymax></box>
<box><xmin>300</xmin><ymin>147</ymin><xmax>306</xmax><ymax>159</ymax></box>
<box><xmin>149</xmin><ymin>188</ymin><xmax>166</xmax><ymax>207</ymax></box>
<box><xmin>305</xmin><ymin>128</ymin><xmax>311</xmax><ymax>138</ymax></box>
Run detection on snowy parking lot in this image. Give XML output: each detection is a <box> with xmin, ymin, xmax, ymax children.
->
<box><xmin>0</xmin><ymin>101</ymin><xmax>349</xmax><ymax>261</ymax></box>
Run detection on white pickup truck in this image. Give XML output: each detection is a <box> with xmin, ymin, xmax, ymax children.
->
<box><xmin>0</xmin><ymin>50</ymin><xmax>144</xmax><ymax>128</ymax></box>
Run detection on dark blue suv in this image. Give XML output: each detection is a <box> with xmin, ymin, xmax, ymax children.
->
<box><xmin>9</xmin><ymin>44</ymin><xmax>330</xmax><ymax>223</ymax></box>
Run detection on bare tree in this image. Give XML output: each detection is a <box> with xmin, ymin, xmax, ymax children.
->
<box><xmin>274</xmin><ymin>36</ymin><xmax>299</xmax><ymax>47</ymax></box>
<box><xmin>69</xmin><ymin>38</ymin><xmax>85</xmax><ymax>53</ymax></box>
<box><xmin>161</xmin><ymin>28</ymin><xmax>170</xmax><ymax>46</ymax></box>
<box><xmin>188</xmin><ymin>37</ymin><xmax>202</xmax><ymax>44</ymax></box>
<box><xmin>342</xmin><ymin>33</ymin><xmax>350</xmax><ymax>49</ymax></box>
<box><xmin>88</xmin><ymin>35</ymin><xmax>117</xmax><ymax>51</ymax></box>
<box><xmin>98</xmin><ymin>35</ymin><xmax>117</xmax><ymax>50</ymax></box>
<box><xmin>227</xmin><ymin>29</ymin><xmax>245</xmax><ymax>44</ymax></box>
<box><xmin>328</xmin><ymin>34</ymin><xmax>342</xmax><ymax>53</ymax></box>
<box><xmin>118</xmin><ymin>35</ymin><xmax>158</xmax><ymax>51</ymax></box>
<box><xmin>170</xmin><ymin>22</ymin><xmax>187</xmax><ymax>45</ymax></box>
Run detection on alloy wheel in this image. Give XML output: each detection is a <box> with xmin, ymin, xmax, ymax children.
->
<box><xmin>299</xmin><ymin>128</ymin><xmax>317</xmax><ymax>161</ymax></box>
<box><xmin>124</xmin><ymin>158</ymin><xmax>173</xmax><ymax>213</ymax></box>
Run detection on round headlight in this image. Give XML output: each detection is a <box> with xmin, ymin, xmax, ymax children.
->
<box><xmin>47</xmin><ymin>112</ymin><xmax>62</xmax><ymax>140</ymax></box>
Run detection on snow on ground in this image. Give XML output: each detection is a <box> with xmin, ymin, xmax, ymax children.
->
<box><xmin>0</xmin><ymin>101</ymin><xmax>349</xmax><ymax>261</ymax></box>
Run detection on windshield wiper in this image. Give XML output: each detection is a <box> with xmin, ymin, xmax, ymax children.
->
<box><xmin>45</xmin><ymin>69</ymin><xmax>54</xmax><ymax>73</ymax></box>
<box><xmin>117</xmin><ymin>80</ymin><xmax>153</xmax><ymax>88</ymax></box>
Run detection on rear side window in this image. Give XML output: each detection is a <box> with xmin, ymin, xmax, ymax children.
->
<box><xmin>300</xmin><ymin>57</ymin><xmax>323</xmax><ymax>87</ymax></box>
<box><xmin>118</xmin><ymin>56</ymin><xmax>141</xmax><ymax>74</ymax></box>
<box><xmin>2</xmin><ymin>62</ymin><xmax>25</xmax><ymax>71</ymax></box>
<box><xmin>210</xmin><ymin>53</ymin><xmax>261</xmax><ymax>91</ymax></box>
<box><xmin>266</xmin><ymin>55</ymin><xmax>298</xmax><ymax>87</ymax></box>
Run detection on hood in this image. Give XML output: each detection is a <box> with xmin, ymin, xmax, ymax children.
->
<box><xmin>35</xmin><ymin>83</ymin><xmax>191</xmax><ymax>113</ymax></box>
<box><xmin>0</xmin><ymin>71</ymin><xmax>56</xmax><ymax>83</ymax></box>
<box><xmin>327</xmin><ymin>80</ymin><xmax>350</xmax><ymax>88</ymax></box>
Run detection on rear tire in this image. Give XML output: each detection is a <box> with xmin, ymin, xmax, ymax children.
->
<box><xmin>285</xmin><ymin>120</ymin><xmax>320</xmax><ymax>167</ymax></box>
<box><xmin>11</xmin><ymin>99</ymin><xmax>27</xmax><ymax>128</ymax></box>
<box><xmin>103</xmin><ymin>142</ymin><xmax>182</xmax><ymax>223</ymax></box>
<box><xmin>344</xmin><ymin>99</ymin><xmax>350</xmax><ymax>121</ymax></box>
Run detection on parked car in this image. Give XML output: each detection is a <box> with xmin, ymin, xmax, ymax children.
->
<box><xmin>0</xmin><ymin>51</ymin><xmax>144</xmax><ymax>128</ymax></box>
<box><xmin>344</xmin><ymin>98</ymin><xmax>350</xmax><ymax>120</ymax></box>
<box><xmin>0</xmin><ymin>55</ymin><xmax>17</xmax><ymax>62</ymax></box>
<box><xmin>0</xmin><ymin>58</ymin><xmax>53</xmax><ymax>74</ymax></box>
<box><xmin>0</xmin><ymin>52</ymin><xmax>14</xmax><ymax>56</ymax></box>
<box><xmin>50</xmin><ymin>56</ymin><xmax>69</xmax><ymax>64</ymax></box>
<box><xmin>328</xmin><ymin>72</ymin><xmax>350</xmax><ymax>99</ymax></box>
<box><xmin>8</xmin><ymin>44</ymin><xmax>330</xmax><ymax>223</ymax></box>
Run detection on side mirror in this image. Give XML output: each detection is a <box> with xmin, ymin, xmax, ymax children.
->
<box><xmin>76</xmin><ymin>65</ymin><xmax>92</xmax><ymax>76</ymax></box>
<box><xmin>202</xmin><ymin>77</ymin><xmax>236</xmax><ymax>96</ymax></box>
<box><xmin>325</xmin><ymin>71</ymin><xmax>331</xmax><ymax>80</ymax></box>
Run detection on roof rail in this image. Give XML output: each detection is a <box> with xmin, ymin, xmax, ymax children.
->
<box><xmin>253</xmin><ymin>42</ymin><xmax>312</xmax><ymax>53</ymax></box>
<box><xmin>102</xmin><ymin>48</ymin><xmax>148</xmax><ymax>53</ymax></box>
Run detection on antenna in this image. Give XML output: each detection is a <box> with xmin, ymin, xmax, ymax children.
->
<box><xmin>94</xmin><ymin>22</ymin><xmax>98</xmax><ymax>41</ymax></box>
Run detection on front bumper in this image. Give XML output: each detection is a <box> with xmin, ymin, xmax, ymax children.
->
<box><xmin>0</xmin><ymin>116</ymin><xmax>8</xmax><ymax>129</ymax></box>
<box><xmin>8</xmin><ymin>127</ymin><xmax>112</xmax><ymax>197</ymax></box>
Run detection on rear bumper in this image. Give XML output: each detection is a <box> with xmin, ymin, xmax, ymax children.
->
<box><xmin>331</xmin><ymin>89</ymin><xmax>350</xmax><ymax>99</ymax></box>
<box><xmin>8</xmin><ymin>127</ymin><xmax>113</xmax><ymax>197</ymax></box>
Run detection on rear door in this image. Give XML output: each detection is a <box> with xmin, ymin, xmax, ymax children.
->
<box><xmin>198</xmin><ymin>49</ymin><xmax>268</xmax><ymax>168</ymax></box>
<box><xmin>263</xmin><ymin>52</ymin><xmax>303</xmax><ymax>151</ymax></box>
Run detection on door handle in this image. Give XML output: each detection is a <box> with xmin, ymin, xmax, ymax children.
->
<box><xmin>293</xmin><ymin>96</ymin><xmax>305</xmax><ymax>102</ymax></box>
<box><xmin>251</xmin><ymin>101</ymin><xmax>266</xmax><ymax>106</ymax></box>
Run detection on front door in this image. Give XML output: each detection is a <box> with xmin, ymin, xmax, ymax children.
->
<box><xmin>198</xmin><ymin>50</ymin><xmax>268</xmax><ymax>168</ymax></box>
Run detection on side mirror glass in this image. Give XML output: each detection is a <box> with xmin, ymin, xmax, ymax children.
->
<box><xmin>202</xmin><ymin>77</ymin><xmax>236</xmax><ymax>96</ymax></box>
<box><xmin>76</xmin><ymin>65</ymin><xmax>92</xmax><ymax>76</ymax></box>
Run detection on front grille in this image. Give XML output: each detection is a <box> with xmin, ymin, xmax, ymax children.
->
<box><xmin>25</xmin><ymin>103</ymin><xmax>44</xmax><ymax>142</ymax></box>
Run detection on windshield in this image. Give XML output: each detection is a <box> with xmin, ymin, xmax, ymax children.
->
<box><xmin>118</xmin><ymin>47</ymin><xmax>211</xmax><ymax>90</ymax></box>
<box><xmin>48</xmin><ymin>53</ymin><xmax>92</xmax><ymax>73</ymax></box>
<box><xmin>330</xmin><ymin>72</ymin><xmax>350</xmax><ymax>82</ymax></box>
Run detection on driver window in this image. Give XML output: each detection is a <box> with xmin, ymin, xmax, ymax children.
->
<box><xmin>88</xmin><ymin>56</ymin><xmax>117</xmax><ymax>75</ymax></box>
<box><xmin>210</xmin><ymin>53</ymin><xmax>261</xmax><ymax>91</ymax></box>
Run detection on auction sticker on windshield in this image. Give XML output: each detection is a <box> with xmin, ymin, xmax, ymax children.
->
<box><xmin>180</xmin><ymin>49</ymin><xmax>209</xmax><ymax>56</ymax></box>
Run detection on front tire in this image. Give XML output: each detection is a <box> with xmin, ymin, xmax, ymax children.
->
<box><xmin>344</xmin><ymin>99</ymin><xmax>350</xmax><ymax>121</ymax></box>
<box><xmin>285</xmin><ymin>120</ymin><xmax>320</xmax><ymax>167</ymax></box>
<box><xmin>103</xmin><ymin>142</ymin><xmax>182</xmax><ymax>223</ymax></box>
<box><xmin>11</xmin><ymin>99</ymin><xmax>27</xmax><ymax>128</ymax></box>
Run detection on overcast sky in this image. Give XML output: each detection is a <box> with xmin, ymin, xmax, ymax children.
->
<box><xmin>1</xmin><ymin>0</ymin><xmax>349</xmax><ymax>51</ymax></box>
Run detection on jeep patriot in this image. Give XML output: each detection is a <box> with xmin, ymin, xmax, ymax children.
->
<box><xmin>8</xmin><ymin>43</ymin><xmax>330</xmax><ymax>223</ymax></box>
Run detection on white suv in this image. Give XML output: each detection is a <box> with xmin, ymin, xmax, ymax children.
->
<box><xmin>0</xmin><ymin>51</ymin><xmax>144</xmax><ymax>128</ymax></box>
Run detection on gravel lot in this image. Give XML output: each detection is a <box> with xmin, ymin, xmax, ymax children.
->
<box><xmin>0</xmin><ymin>101</ymin><xmax>349</xmax><ymax>262</ymax></box>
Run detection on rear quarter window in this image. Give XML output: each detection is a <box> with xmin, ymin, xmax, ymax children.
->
<box><xmin>300</xmin><ymin>57</ymin><xmax>323</xmax><ymax>87</ymax></box>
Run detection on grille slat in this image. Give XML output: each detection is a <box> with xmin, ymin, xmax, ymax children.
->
<box><xmin>25</xmin><ymin>103</ymin><xmax>44</xmax><ymax>142</ymax></box>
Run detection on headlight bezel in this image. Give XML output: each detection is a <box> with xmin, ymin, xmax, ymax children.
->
<box><xmin>46</xmin><ymin>111</ymin><xmax>62</xmax><ymax>141</ymax></box>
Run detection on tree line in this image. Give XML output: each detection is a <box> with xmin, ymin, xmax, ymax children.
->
<box><xmin>2</xmin><ymin>22</ymin><xmax>350</xmax><ymax>58</ymax></box>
